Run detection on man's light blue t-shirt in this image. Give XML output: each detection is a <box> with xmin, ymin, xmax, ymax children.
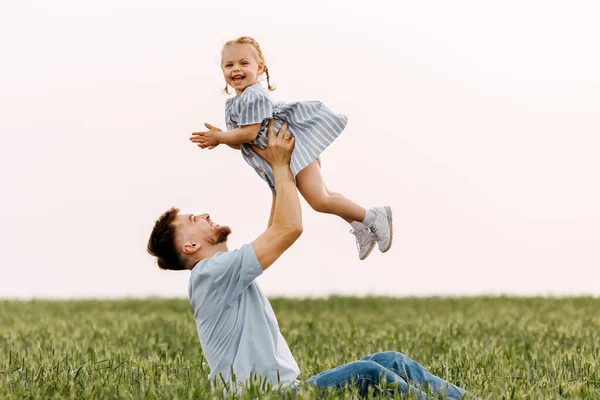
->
<box><xmin>188</xmin><ymin>243</ymin><xmax>300</xmax><ymax>390</ymax></box>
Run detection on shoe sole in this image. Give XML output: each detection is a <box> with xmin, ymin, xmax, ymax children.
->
<box><xmin>360</xmin><ymin>240</ymin><xmax>376</xmax><ymax>261</ymax></box>
<box><xmin>380</xmin><ymin>206</ymin><xmax>393</xmax><ymax>253</ymax></box>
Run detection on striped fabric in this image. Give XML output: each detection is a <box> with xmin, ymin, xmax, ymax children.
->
<box><xmin>225</xmin><ymin>82</ymin><xmax>348</xmax><ymax>195</ymax></box>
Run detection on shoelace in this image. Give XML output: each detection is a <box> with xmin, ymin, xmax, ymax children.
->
<box><xmin>370</xmin><ymin>223</ymin><xmax>383</xmax><ymax>241</ymax></box>
<box><xmin>350</xmin><ymin>228</ymin><xmax>370</xmax><ymax>252</ymax></box>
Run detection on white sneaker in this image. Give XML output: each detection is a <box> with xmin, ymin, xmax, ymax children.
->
<box><xmin>350</xmin><ymin>223</ymin><xmax>376</xmax><ymax>260</ymax></box>
<box><xmin>367</xmin><ymin>206</ymin><xmax>393</xmax><ymax>253</ymax></box>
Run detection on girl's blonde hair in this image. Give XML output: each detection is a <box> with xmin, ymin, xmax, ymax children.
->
<box><xmin>221</xmin><ymin>36</ymin><xmax>275</xmax><ymax>94</ymax></box>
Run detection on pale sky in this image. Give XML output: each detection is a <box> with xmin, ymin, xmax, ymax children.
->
<box><xmin>1</xmin><ymin>0</ymin><xmax>599</xmax><ymax>299</ymax></box>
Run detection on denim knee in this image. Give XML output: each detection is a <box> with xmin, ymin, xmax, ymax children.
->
<box><xmin>363</xmin><ymin>350</ymin><xmax>406</xmax><ymax>359</ymax></box>
<box><xmin>392</xmin><ymin>351</ymin><xmax>413</xmax><ymax>366</ymax></box>
<box><xmin>383</xmin><ymin>351</ymin><xmax>408</xmax><ymax>360</ymax></box>
<box><xmin>356</xmin><ymin>360</ymin><xmax>390</xmax><ymax>383</ymax></box>
<box><xmin>363</xmin><ymin>351</ymin><xmax>410</xmax><ymax>366</ymax></box>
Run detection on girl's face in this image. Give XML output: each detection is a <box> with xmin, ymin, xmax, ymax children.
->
<box><xmin>221</xmin><ymin>43</ymin><xmax>264</xmax><ymax>95</ymax></box>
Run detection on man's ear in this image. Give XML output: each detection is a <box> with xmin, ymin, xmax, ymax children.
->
<box><xmin>182</xmin><ymin>241</ymin><xmax>200</xmax><ymax>255</ymax></box>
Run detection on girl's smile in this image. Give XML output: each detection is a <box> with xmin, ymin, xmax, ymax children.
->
<box><xmin>231</xmin><ymin>73</ymin><xmax>245</xmax><ymax>84</ymax></box>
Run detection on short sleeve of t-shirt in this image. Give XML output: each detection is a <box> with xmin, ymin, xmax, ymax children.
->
<box><xmin>189</xmin><ymin>243</ymin><xmax>263</xmax><ymax>307</ymax></box>
<box><xmin>224</xmin><ymin>98</ymin><xmax>237</xmax><ymax>131</ymax></box>
<box><xmin>237</xmin><ymin>86</ymin><xmax>273</xmax><ymax>126</ymax></box>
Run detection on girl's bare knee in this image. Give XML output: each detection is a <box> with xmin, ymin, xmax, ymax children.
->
<box><xmin>308</xmin><ymin>196</ymin><xmax>330</xmax><ymax>213</ymax></box>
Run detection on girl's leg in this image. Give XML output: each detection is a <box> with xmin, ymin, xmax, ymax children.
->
<box><xmin>325</xmin><ymin>187</ymin><xmax>352</xmax><ymax>224</ymax></box>
<box><xmin>315</xmin><ymin>158</ymin><xmax>353</xmax><ymax>224</ymax></box>
<box><xmin>296</xmin><ymin>161</ymin><xmax>366</xmax><ymax>223</ymax></box>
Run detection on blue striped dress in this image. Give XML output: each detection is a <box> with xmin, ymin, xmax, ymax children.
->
<box><xmin>225</xmin><ymin>82</ymin><xmax>348</xmax><ymax>195</ymax></box>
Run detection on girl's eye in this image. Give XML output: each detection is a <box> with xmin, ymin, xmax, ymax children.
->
<box><xmin>241</xmin><ymin>62</ymin><xmax>248</xmax><ymax>65</ymax></box>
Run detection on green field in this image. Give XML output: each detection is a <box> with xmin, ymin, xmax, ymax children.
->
<box><xmin>1</xmin><ymin>297</ymin><xmax>599</xmax><ymax>399</ymax></box>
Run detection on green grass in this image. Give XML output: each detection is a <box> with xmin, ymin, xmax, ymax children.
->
<box><xmin>1</xmin><ymin>297</ymin><xmax>599</xmax><ymax>399</ymax></box>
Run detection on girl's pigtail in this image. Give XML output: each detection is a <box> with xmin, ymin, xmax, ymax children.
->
<box><xmin>223</xmin><ymin>83</ymin><xmax>230</xmax><ymax>94</ymax></box>
<box><xmin>264</xmin><ymin>66</ymin><xmax>275</xmax><ymax>91</ymax></box>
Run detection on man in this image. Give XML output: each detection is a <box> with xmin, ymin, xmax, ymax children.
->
<box><xmin>147</xmin><ymin>121</ymin><xmax>471</xmax><ymax>398</ymax></box>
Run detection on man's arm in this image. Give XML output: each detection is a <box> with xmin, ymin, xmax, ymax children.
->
<box><xmin>267</xmin><ymin>194</ymin><xmax>276</xmax><ymax>228</ymax></box>
<box><xmin>251</xmin><ymin>121</ymin><xmax>302</xmax><ymax>271</ymax></box>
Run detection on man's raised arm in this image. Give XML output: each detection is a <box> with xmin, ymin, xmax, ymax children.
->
<box><xmin>251</xmin><ymin>121</ymin><xmax>302</xmax><ymax>271</ymax></box>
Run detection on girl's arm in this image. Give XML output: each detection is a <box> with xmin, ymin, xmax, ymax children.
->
<box><xmin>217</xmin><ymin>124</ymin><xmax>261</xmax><ymax>146</ymax></box>
<box><xmin>191</xmin><ymin>123</ymin><xmax>261</xmax><ymax>149</ymax></box>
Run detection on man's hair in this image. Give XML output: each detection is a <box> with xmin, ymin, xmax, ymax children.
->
<box><xmin>147</xmin><ymin>207</ymin><xmax>185</xmax><ymax>271</ymax></box>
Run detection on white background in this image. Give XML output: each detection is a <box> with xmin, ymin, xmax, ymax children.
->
<box><xmin>1</xmin><ymin>0</ymin><xmax>599</xmax><ymax>299</ymax></box>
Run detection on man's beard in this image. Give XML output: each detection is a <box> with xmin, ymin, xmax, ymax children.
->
<box><xmin>207</xmin><ymin>225</ymin><xmax>232</xmax><ymax>245</ymax></box>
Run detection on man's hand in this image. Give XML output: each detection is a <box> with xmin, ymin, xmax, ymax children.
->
<box><xmin>251</xmin><ymin>120</ymin><xmax>294</xmax><ymax>166</ymax></box>
<box><xmin>190</xmin><ymin>123</ymin><xmax>222</xmax><ymax>150</ymax></box>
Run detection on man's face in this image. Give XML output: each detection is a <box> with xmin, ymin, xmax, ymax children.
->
<box><xmin>173</xmin><ymin>213</ymin><xmax>231</xmax><ymax>251</ymax></box>
<box><xmin>221</xmin><ymin>43</ymin><xmax>264</xmax><ymax>94</ymax></box>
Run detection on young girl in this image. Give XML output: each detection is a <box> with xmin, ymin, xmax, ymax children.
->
<box><xmin>190</xmin><ymin>36</ymin><xmax>392</xmax><ymax>260</ymax></box>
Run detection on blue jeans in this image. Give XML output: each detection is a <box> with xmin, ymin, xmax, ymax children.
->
<box><xmin>305</xmin><ymin>351</ymin><xmax>469</xmax><ymax>399</ymax></box>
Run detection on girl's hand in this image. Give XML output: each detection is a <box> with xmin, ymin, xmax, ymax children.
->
<box><xmin>190</xmin><ymin>123</ymin><xmax>222</xmax><ymax>149</ymax></box>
